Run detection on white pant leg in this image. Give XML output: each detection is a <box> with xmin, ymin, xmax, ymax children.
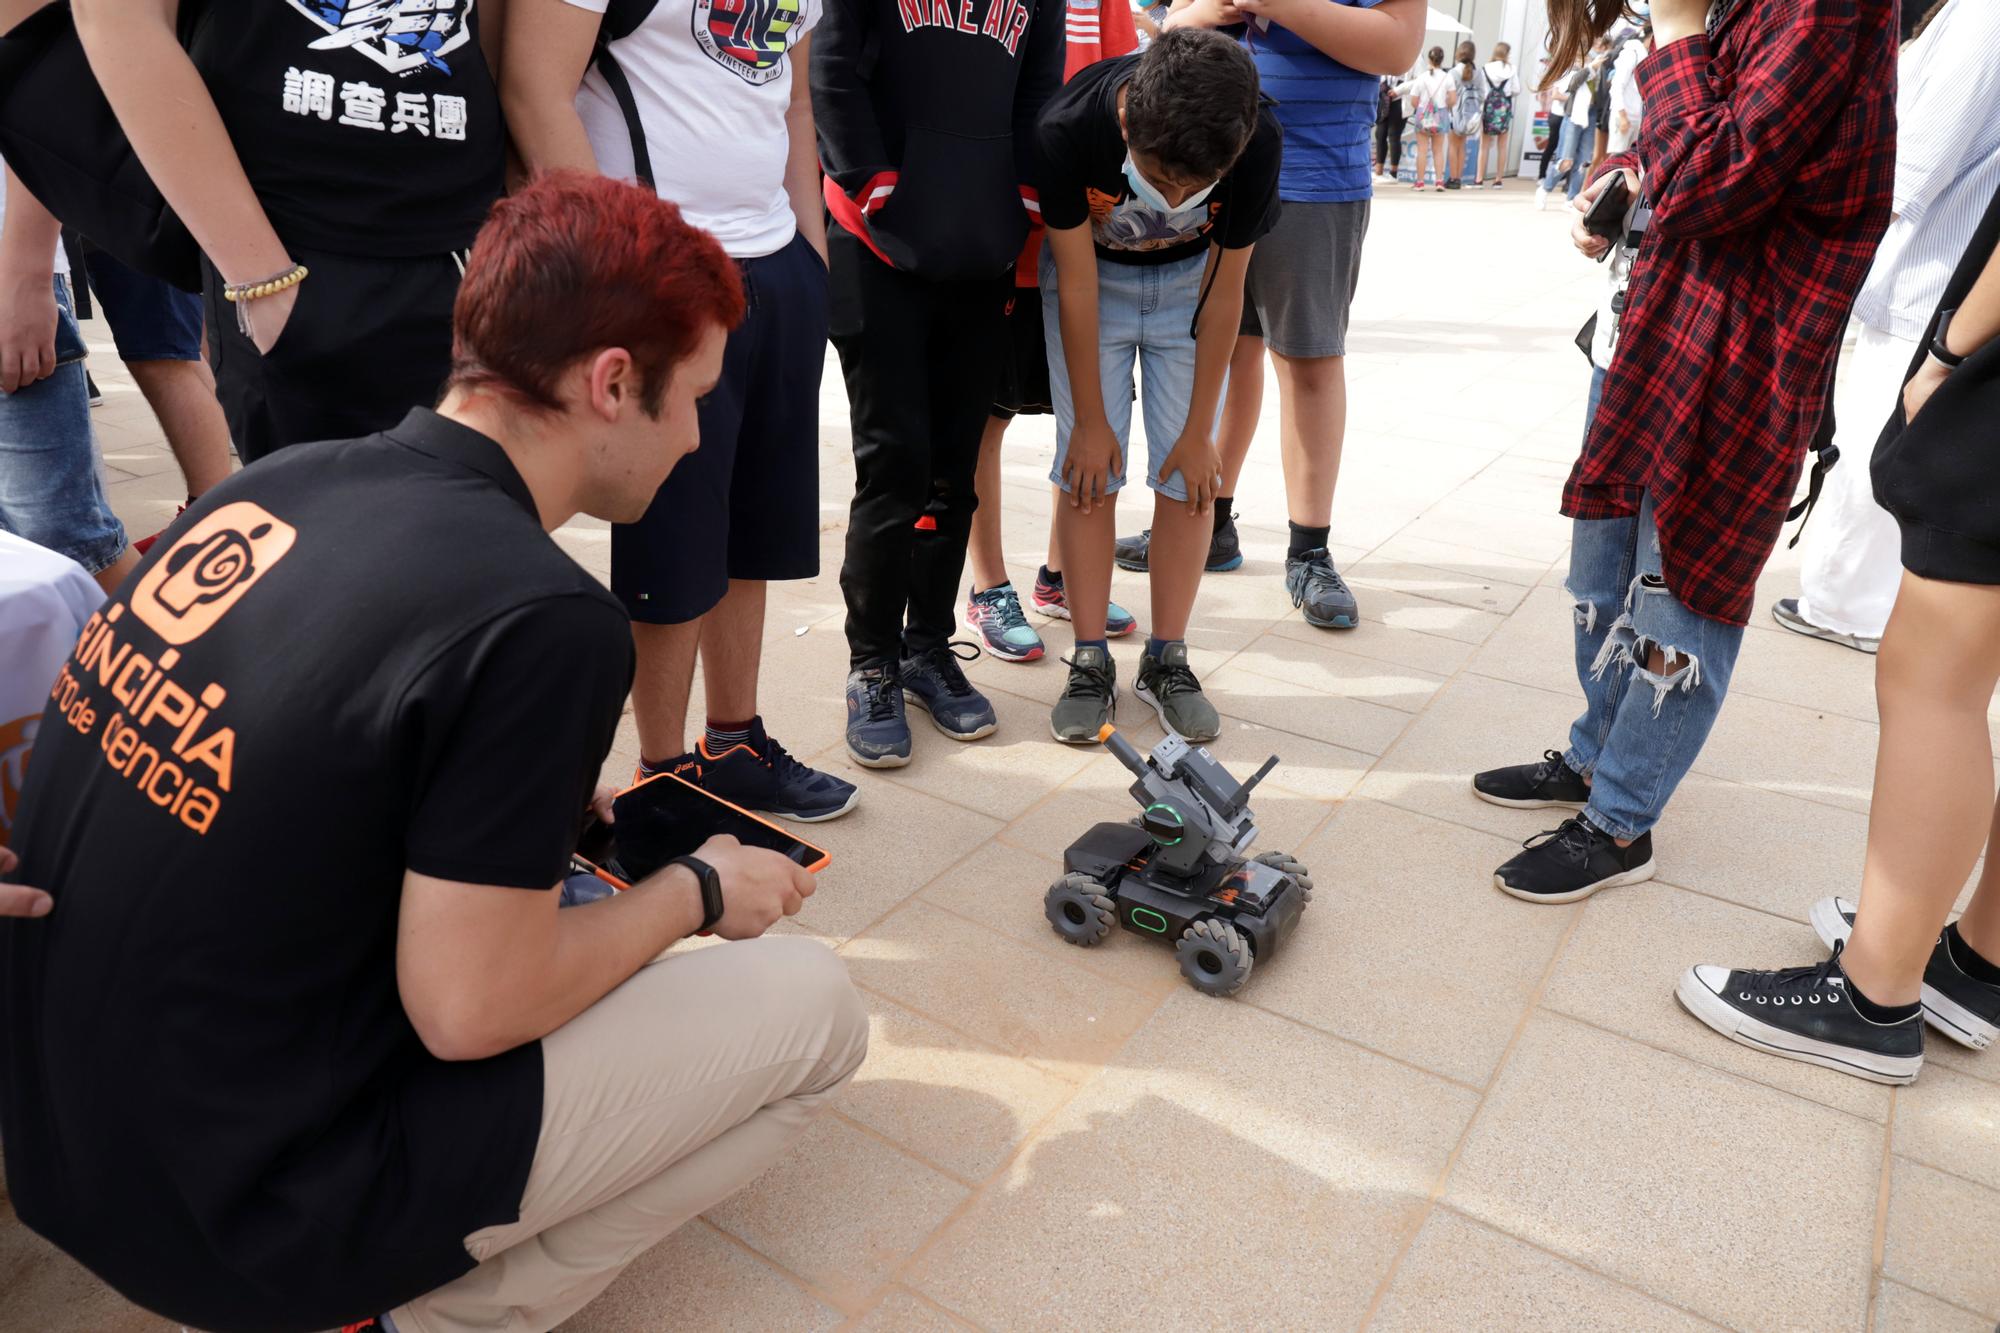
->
<box><xmin>1795</xmin><ymin>323</ymin><xmax>1918</xmax><ymax>639</ymax></box>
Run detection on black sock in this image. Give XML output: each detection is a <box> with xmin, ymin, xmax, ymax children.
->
<box><xmin>1039</xmin><ymin>564</ymin><xmax>1063</xmax><ymax>589</ymax></box>
<box><xmin>1945</xmin><ymin>922</ymin><xmax>2000</xmax><ymax>986</ymax></box>
<box><xmin>1287</xmin><ymin>521</ymin><xmax>1331</xmax><ymax>561</ymax></box>
<box><xmin>1213</xmin><ymin>499</ymin><xmax>1234</xmax><ymax>534</ymax></box>
<box><xmin>1838</xmin><ymin>958</ymin><xmax>1922</xmax><ymax>1023</ymax></box>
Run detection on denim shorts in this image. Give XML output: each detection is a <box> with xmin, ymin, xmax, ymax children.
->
<box><xmin>0</xmin><ymin>277</ymin><xmax>126</xmax><ymax>573</ymax></box>
<box><xmin>1041</xmin><ymin>246</ymin><xmax>1211</xmax><ymax>502</ymax></box>
<box><xmin>83</xmin><ymin>248</ymin><xmax>204</xmax><ymax>362</ymax></box>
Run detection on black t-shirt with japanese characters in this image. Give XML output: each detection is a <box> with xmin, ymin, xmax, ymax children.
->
<box><xmin>1034</xmin><ymin>52</ymin><xmax>1283</xmax><ymax>266</ymax></box>
<box><xmin>0</xmin><ymin>410</ymin><xmax>632</xmax><ymax>1332</ymax></box>
<box><xmin>191</xmin><ymin>0</ymin><xmax>505</xmax><ymax>256</ymax></box>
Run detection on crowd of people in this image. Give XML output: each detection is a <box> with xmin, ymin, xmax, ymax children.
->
<box><xmin>0</xmin><ymin>0</ymin><xmax>1997</xmax><ymax>1326</ymax></box>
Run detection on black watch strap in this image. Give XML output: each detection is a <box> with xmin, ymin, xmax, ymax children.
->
<box><xmin>670</xmin><ymin>855</ymin><xmax>724</xmax><ymax>932</ymax></box>
<box><xmin>1931</xmin><ymin>307</ymin><xmax>1966</xmax><ymax>369</ymax></box>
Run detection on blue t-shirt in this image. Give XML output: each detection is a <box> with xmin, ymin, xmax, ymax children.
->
<box><xmin>1241</xmin><ymin>0</ymin><xmax>1383</xmax><ymax>203</ymax></box>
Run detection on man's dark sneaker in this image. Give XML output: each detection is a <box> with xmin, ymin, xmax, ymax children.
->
<box><xmin>845</xmin><ymin>663</ymin><xmax>912</xmax><ymax>769</ymax></box>
<box><xmin>1113</xmin><ymin>512</ymin><xmax>1244</xmax><ymax>574</ymax></box>
<box><xmin>1473</xmin><ymin>749</ymin><xmax>1591</xmax><ymax>810</ymax></box>
<box><xmin>1134</xmin><ymin>642</ymin><xmax>1220</xmax><ymax>742</ymax></box>
<box><xmin>1284</xmin><ymin>547</ymin><xmax>1359</xmax><ymax>629</ymax></box>
<box><xmin>964</xmin><ymin>582</ymin><xmax>1046</xmax><ymax>662</ymax></box>
<box><xmin>1677</xmin><ymin>942</ymin><xmax>1925</xmax><ymax>1085</ymax></box>
<box><xmin>651</xmin><ymin>719</ymin><xmax>859</xmax><ymax>823</ymax></box>
<box><xmin>1810</xmin><ymin>898</ymin><xmax>2000</xmax><ymax>1051</ymax></box>
<box><xmin>1772</xmin><ymin>597</ymin><xmax>1879</xmax><ymax>655</ymax></box>
<box><xmin>1493</xmin><ymin>816</ymin><xmax>1654</xmax><ymax>904</ymax></box>
<box><xmin>901</xmin><ymin>642</ymin><xmax>999</xmax><ymax>741</ymax></box>
<box><xmin>1031</xmin><ymin>573</ymin><xmax>1137</xmax><ymax>636</ymax></box>
<box><xmin>1051</xmin><ymin>645</ymin><xmax>1117</xmax><ymax>743</ymax></box>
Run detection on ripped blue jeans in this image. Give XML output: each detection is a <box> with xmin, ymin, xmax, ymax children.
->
<box><xmin>1562</xmin><ymin>489</ymin><xmax>1745</xmax><ymax>840</ymax></box>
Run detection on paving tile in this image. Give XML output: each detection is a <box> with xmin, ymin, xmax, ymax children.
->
<box><xmin>1541</xmin><ymin>884</ymin><xmax>1892</xmax><ymax>1121</ymax></box>
<box><xmin>1372</xmin><ymin>532</ymin><xmax>1554</xmax><ymax>587</ymax></box>
<box><xmin>906</xmin><ymin>992</ymin><xmax>1477</xmax><ymax>1330</ymax></box>
<box><xmin>1873</xmin><ymin>1279</ymin><xmax>1995</xmax><ymax>1333</ymax></box>
<box><xmin>828</xmin><ymin>688</ymin><xmax>1097</xmax><ymax>825</ymax></box>
<box><xmin>1193</xmin><ymin>714</ymin><xmax>1370</xmax><ymax>807</ymax></box>
<box><xmin>1728</xmin><ymin>614</ymin><xmax>1881</xmax><ymax>726</ymax></box>
<box><xmin>851</xmin><ymin>1287</ymin><xmax>981</xmax><ymax>1331</ymax></box>
<box><xmin>566</xmin><ymin>1221</ymin><xmax>843</xmax><ymax>1332</ymax></box>
<box><xmin>1252</xmin><ymin>800</ymin><xmax>1574</xmax><ymax>1086</ymax></box>
<box><xmin>1698</xmin><ymin>689</ymin><xmax>1878</xmax><ymax>814</ymax></box>
<box><xmin>703</xmin><ymin>1116</ymin><xmax>969</xmax><ymax>1310</ymax></box>
<box><xmin>1466</xmin><ymin>583</ymin><xmax>1577</xmax><ymax>696</ymax></box>
<box><xmin>1893</xmin><ymin>1063</ymin><xmax>2000</xmax><ymax>1195</ymax></box>
<box><xmin>790</xmin><ymin>781</ymin><xmax>1002</xmax><ymax>945</ymax></box>
<box><xmin>1396</xmin><ymin>496</ymin><xmax>1575</xmax><ymax>564</ymax></box>
<box><xmin>1227</xmin><ymin>631</ymin><xmax>1449</xmax><ymax>715</ymax></box>
<box><xmin>1446</xmin><ymin>1013</ymin><xmax>1880</xmax><ymax>1331</ymax></box>
<box><xmin>1882</xmin><ymin>1158</ymin><xmax>2000</xmax><ymax>1320</ymax></box>
<box><xmin>1645</xmin><ymin>774</ymin><xmax>1868</xmax><ymax>921</ymax></box>
<box><xmin>839</xmin><ymin>899</ymin><xmax>1159</xmax><ymax>1080</ymax></box>
<box><xmin>1372</xmin><ymin>1208</ymin><xmax>1714</xmax><ymax>1332</ymax></box>
<box><xmin>1349</xmin><ymin>555</ymin><xmax>1537</xmax><ymax>617</ymax></box>
<box><xmin>839</xmin><ymin>988</ymin><xmax>1076</xmax><ymax>1182</ymax></box>
<box><xmin>0</xmin><ymin>1204</ymin><xmax>172</xmax><ymax>1332</ymax></box>
<box><xmin>1201</xmin><ymin>661</ymin><xmax>1414</xmax><ymax>754</ymax></box>
<box><xmin>1266</xmin><ymin>600</ymin><xmax>1483</xmax><ymax>678</ymax></box>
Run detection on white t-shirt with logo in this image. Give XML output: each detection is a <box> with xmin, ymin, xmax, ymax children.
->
<box><xmin>566</xmin><ymin>0</ymin><xmax>820</xmax><ymax>258</ymax></box>
<box><xmin>0</xmin><ymin>165</ymin><xmax>69</xmax><ymax>276</ymax></box>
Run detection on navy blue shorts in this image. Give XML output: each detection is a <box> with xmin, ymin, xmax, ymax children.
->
<box><xmin>611</xmin><ymin>233</ymin><xmax>829</xmax><ymax>625</ymax></box>
<box><xmin>83</xmin><ymin>248</ymin><xmax>204</xmax><ymax>362</ymax></box>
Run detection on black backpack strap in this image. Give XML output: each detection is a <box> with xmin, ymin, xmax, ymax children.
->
<box><xmin>594</xmin><ymin>0</ymin><xmax>661</xmax><ymax>191</ymax></box>
<box><xmin>1785</xmin><ymin>348</ymin><xmax>1845</xmax><ymax>547</ymax></box>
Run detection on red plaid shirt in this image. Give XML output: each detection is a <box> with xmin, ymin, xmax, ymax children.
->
<box><xmin>1564</xmin><ymin>0</ymin><xmax>1898</xmax><ymax>626</ymax></box>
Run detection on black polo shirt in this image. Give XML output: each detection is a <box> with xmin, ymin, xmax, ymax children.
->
<box><xmin>0</xmin><ymin>409</ymin><xmax>633</xmax><ymax>1333</ymax></box>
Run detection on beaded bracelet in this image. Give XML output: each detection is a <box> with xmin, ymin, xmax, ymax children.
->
<box><xmin>222</xmin><ymin>263</ymin><xmax>309</xmax><ymax>336</ymax></box>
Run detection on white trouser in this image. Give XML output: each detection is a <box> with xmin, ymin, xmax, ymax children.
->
<box><xmin>1796</xmin><ymin>323</ymin><xmax>1917</xmax><ymax>640</ymax></box>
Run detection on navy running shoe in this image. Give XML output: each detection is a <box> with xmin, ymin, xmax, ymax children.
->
<box><xmin>1285</xmin><ymin>547</ymin><xmax>1359</xmax><ymax>629</ymax></box>
<box><xmin>846</xmin><ymin>663</ymin><xmax>913</xmax><ymax>768</ymax></box>
<box><xmin>900</xmin><ymin>641</ymin><xmax>999</xmax><ymax>740</ymax></box>
<box><xmin>649</xmin><ymin>718</ymin><xmax>859</xmax><ymax>822</ymax></box>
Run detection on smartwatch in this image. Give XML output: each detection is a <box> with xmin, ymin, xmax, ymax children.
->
<box><xmin>1931</xmin><ymin>307</ymin><xmax>1967</xmax><ymax>370</ymax></box>
<box><xmin>670</xmin><ymin>855</ymin><xmax>724</xmax><ymax>933</ymax></box>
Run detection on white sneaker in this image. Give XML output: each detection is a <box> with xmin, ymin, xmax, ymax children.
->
<box><xmin>1533</xmin><ymin>185</ymin><xmax>1550</xmax><ymax>211</ymax></box>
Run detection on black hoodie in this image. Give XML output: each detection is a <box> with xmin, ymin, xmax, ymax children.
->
<box><xmin>812</xmin><ymin>0</ymin><xmax>1064</xmax><ymax>279</ymax></box>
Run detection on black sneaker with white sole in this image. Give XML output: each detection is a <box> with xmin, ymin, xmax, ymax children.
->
<box><xmin>1810</xmin><ymin>897</ymin><xmax>2000</xmax><ymax>1051</ymax></box>
<box><xmin>1677</xmin><ymin>943</ymin><xmax>1925</xmax><ymax>1085</ymax></box>
<box><xmin>1473</xmin><ymin>749</ymin><xmax>1590</xmax><ymax>809</ymax></box>
<box><xmin>1493</xmin><ymin>816</ymin><xmax>1654</xmax><ymax>903</ymax></box>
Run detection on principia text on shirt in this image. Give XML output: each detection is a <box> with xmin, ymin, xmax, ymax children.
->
<box><xmin>45</xmin><ymin>604</ymin><xmax>235</xmax><ymax>836</ymax></box>
<box><xmin>892</xmin><ymin>0</ymin><xmax>1035</xmax><ymax>54</ymax></box>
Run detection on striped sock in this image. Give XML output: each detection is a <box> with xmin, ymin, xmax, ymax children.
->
<box><xmin>704</xmin><ymin>718</ymin><xmax>756</xmax><ymax>754</ymax></box>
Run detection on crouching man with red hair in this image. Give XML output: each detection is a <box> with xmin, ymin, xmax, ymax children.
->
<box><xmin>0</xmin><ymin>172</ymin><xmax>867</xmax><ymax>1333</ymax></box>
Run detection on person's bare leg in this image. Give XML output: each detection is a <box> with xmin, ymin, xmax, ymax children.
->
<box><xmin>968</xmin><ymin>415</ymin><xmax>1011</xmax><ymax>590</ymax></box>
<box><xmin>125</xmin><ymin>359</ymin><xmax>232</xmax><ymax>497</ymax></box>
<box><xmin>1272</xmin><ymin>352</ymin><xmax>1346</xmax><ymax>529</ymax></box>
<box><xmin>1448</xmin><ymin>132</ymin><xmax>1465</xmax><ymax>183</ymax></box>
<box><xmin>1953</xmin><ymin>798</ymin><xmax>2000</xmax><ymax>966</ymax></box>
<box><xmin>1841</xmin><ymin>572</ymin><xmax>2000</xmax><ymax>1005</ymax></box>
<box><xmin>1053</xmin><ymin>493</ymin><xmax>1118</xmax><ymax>641</ymax></box>
<box><xmin>92</xmin><ymin>547</ymin><xmax>139</xmax><ymax>595</ymax></box>
<box><xmin>631</xmin><ymin>618</ymin><xmax>704</xmax><ymax>765</ymax></box>
<box><xmin>1045</xmin><ymin>485</ymin><xmax>1063</xmax><ymax>574</ymax></box>
<box><xmin>699</xmin><ymin>579</ymin><xmax>767</xmax><ymax>727</ymax></box>
<box><xmin>1217</xmin><ymin>335</ymin><xmax>1266</xmax><ymax>498</ymax></box>
<box><xmin>1147</xmin><ymin>495</ymin><xmax>1209</xmax><ymax>641</ymax></box>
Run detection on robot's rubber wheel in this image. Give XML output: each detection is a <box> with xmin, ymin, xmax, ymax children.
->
<box><xmin>1045</xmin><ymin>874</ymin><xmax>1118</xmax><ymax>947</ymax></box>
<box><xmin>1254</xmin><ymin>850</ymin><xmax>1314</xmax><ymax>903</ymax></box>
<box><xmin>1177</xmin><ymin>918</ymin><xmax>1254</xmax><ymax>996</ymax></box>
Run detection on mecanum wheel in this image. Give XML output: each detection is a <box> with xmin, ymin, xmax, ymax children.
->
<box><xmin>1045</xmin><ymin>873</ymin><xmax>1117</xmax><ymax>947</ymax></box>
<box><xmin>1254</xmin><ymin>850</ymin><xmax>1313</xmax><ymax>902</ymax></box>
<box><xmin>1177</xmin><ymin>917</ymin><xmax>1254</xmax><ymax>996</ymax></box>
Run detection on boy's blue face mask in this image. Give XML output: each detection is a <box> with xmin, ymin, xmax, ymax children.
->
<box><xmin>1121</xmin><ymin>154</ymin><xmax>1218</xmax><ymax>216</ymax></box>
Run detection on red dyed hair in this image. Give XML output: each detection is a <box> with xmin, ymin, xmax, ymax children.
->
<box><xmin>447</xmin><ymin>171</ymin><xmax>745</xmax><ymax>416</ymax></box>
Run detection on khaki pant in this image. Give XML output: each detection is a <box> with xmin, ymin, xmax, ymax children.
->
<box><xmin>391</xmin><ymin>935</ymin><xmax>868</xmax><ymax>1333</ymax></box>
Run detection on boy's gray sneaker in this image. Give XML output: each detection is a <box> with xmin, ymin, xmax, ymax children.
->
<box><xmin>1134</xmin><ymin>642</ymin><xmax>1220</xmax><ymax>742</ymax></box>
<box><xmin>1050</xmin><ymin>645</ymin><xmax>1118</xmax><ymax>744</ymax></box>
<box><xmin>1772</xmin><ymin>598</ymin><xmax>1878</xmax><ymax>654</ymax></box>
<box><xmin>1286</xmin><ymin>547</ymin><xmax>1359</xmax><ymax>629</ymax></box>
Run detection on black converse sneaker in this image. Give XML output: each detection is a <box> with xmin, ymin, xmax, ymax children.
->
<box><xmin>1677</xmin><ymin>943</ymin><xmax>1925</xmax><ymax>1085</ymax></box>
<box><xmin>1493</xmin><ymin>816</ymin><xmax>1654</xmax><ymax>904</ymax></box>
<box><xmin>1473</xmin><ymin>749</ymin><xmax>1591</xmax><ymax>810</ymax></box>
<box><xmin>1810</xmin><ymin>898</ymin><xmax>2000</xmax><ymax>1050</ymax></box>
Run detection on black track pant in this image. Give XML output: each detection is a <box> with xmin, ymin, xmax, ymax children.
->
<box><xmin>828</xmin><ymin>228</ymin><xmax>1009</xmax><ymax>668</ymax></box>
<box><xmin>1375</xmin><ymin>112</ymin><xmax>1405</xmax><ymax>173</ymax></box>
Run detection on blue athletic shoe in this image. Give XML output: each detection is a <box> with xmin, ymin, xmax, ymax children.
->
<box><xmin>964</xmin><ymin>582</ymin><xmax>1046</xmax><ymax>662</ymax></box>
<box><xmin>900</xmin><ymin>642</ymin><xmax>999</xmax><ymax>741</ymax></box>
<box><xmin>1285</xmin><ymin>548</ymin><xmax>1359</xmax><ymax>630</ymax></box>
<box><xmin>1031</xmin><ymin>573</ymin><xmax>1137</xmax><ymax>636</ymax></box>
<box><xmin>651</xmin><ymin>718</ymin><xmax>859</xmax><ymax>822</ymax></box>
<box><xmin>846</xmin><ymin>663</ymin><xmax>913</xmax><ymax>768</ymax></box>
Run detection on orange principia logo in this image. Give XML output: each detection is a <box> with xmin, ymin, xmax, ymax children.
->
<box><xmin>129</xmin><ymin>502</ymin><xmax>297</xmax><ymax>646</ymax></box>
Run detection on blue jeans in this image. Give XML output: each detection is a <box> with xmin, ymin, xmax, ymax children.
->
<box><xmin>0</xmin><ymin>277</ymin><xmax>126</xmax><ymax>573</ymax></box>
<box><xmin>1041</xmin><ymin>246</ymin><xmax>1214</xmax><ymax>502</ymax></box>
<box><xmin>1540</xmin><ymin>115</ymin><xmax>1593</xmax><ymax>201</ymax></box>
<box><xmin>1562</xmin><ymin>487</ymin><xmax>1746</xmax><ymax>840</ymax></box>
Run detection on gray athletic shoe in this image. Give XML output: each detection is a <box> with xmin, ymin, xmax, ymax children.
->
<box><xmin>1134</xmin><ymin>642</ymin><xmax>1220</xmax><ymax>742</ymax></box>
<box><xmin>1772</xmin><ymin>598</ymin><xmax>1878</xmax><ymax>654</ymax></box>
<box><xmin>1050</xmin><ymin>645</ymin><xmax>1117</xmax><ymax>744</ymax></box>
<box><xmin>1286</xmin><ymin>548</ymin><xmax>1359</xmax><ymax>629</ymax></box>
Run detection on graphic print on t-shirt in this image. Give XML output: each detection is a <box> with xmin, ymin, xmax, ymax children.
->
<box><xmin>1087</xmin><ymin>185</ymin><xmax>1220</xmax><ymax>253</ymax></box>
<box><xmin>289</xmin><ymin>0</ymin><xmax>475</xmax><ymax>75</ymax></box>
<box><xmin>129</xmin><ymin>504</ymin><xmax>299</xmax><ymax>646</ymax></box>
<box><xmin>280</xmin><ymin>0</ymin><xmax>480</xmax><ymax>141</ymax></box>
<box><xmin>693</xmin><ymin>0</ymin><xmax>804</xmax><ymax>84</ymax></box>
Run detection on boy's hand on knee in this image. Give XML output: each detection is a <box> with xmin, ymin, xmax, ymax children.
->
<box><xmin>1160</xmin><ymin>430</ymin><xmax>1221</xmax><ymax>515</ymax></box>
<box><xmin>697</xmin><ymin>834</ymin><xmax>815</xmax><ymax>940</ymax></box>
<box><xmin>1064</xmin><ymin>419</ymin><xmax>1123</xmax><ymax>515</ymax></box>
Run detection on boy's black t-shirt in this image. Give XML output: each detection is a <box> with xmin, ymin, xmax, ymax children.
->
<box><xmin>190</xmin><ymin>0</ymin><xmax>505</xmax><ymax>256</ymax></box>
<box><xmin>0</xmin><ymin>410</ymin><xmax>633</xmax><ymax>1333</ymax></box>
<box><xmin>1034</xmin><ymin>53</ymin><xmax>1283</xmax><ymax>265</ymax></box>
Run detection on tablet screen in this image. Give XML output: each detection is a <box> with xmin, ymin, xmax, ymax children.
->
<box><xmin>581</xmin><ymin>773</ymin><xmax>829</xmax><ymax>885</ymax></box>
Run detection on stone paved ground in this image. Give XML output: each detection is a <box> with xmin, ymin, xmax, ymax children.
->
<box><xmin>7</xmin><ymin>180</ymin><xmax>2000</xmax><ymax>1332</ymax></box>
